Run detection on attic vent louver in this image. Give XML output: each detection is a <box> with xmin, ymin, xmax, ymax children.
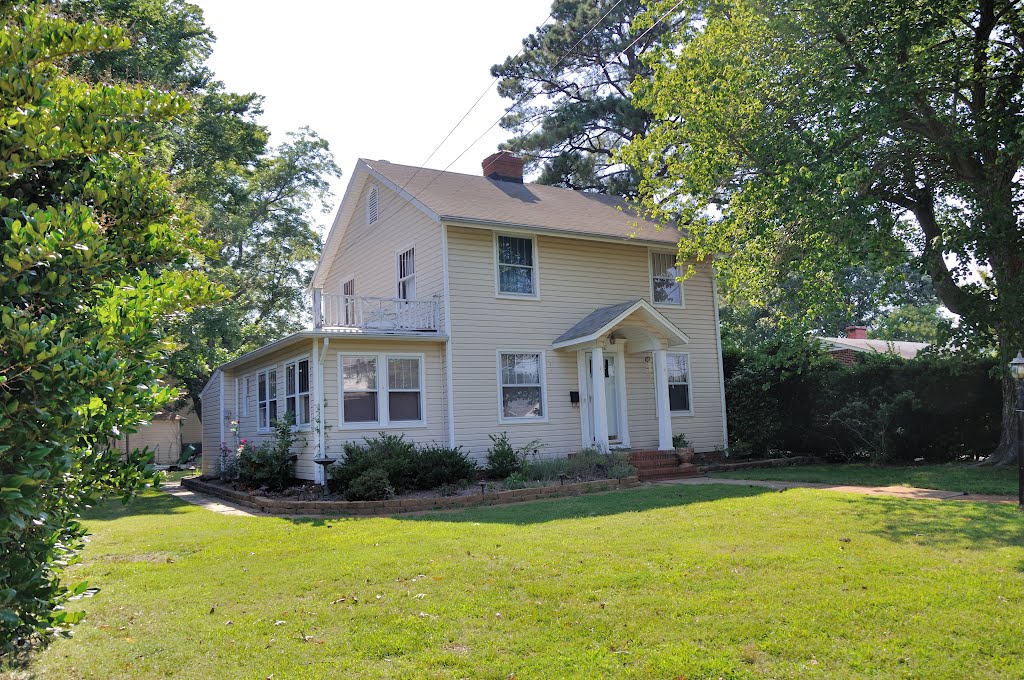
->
<box><xmin>367</xmin><ymin>186</ymin><xmax>379</xmax><ymax>225</ymax></box>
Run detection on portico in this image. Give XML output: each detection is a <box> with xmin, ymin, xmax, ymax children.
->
<box><xmin>553</xmin><ymin>299</ymin><xmax>690</xmax><ymax>452</ymax></box>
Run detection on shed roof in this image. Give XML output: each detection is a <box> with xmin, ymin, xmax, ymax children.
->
<box><xmin>819</xmin><ymin>337</ymin><xmax>929</xmax><ymax>360</ymax></box>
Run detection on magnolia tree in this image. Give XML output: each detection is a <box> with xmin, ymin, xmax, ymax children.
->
<box><xmin>622</xmin><ymin>0</ymin><xmax>1024</xmax><ymax>463</ymax></box>
<box><xmin>0</xmin><ymin>6</ymin><xmax>220</xmax><ymax>651</ymax></box>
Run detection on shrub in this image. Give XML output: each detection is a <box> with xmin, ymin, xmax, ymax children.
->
<box><xmin>486</xmin><ymin>433</ymin><xmax>541</xmax><ymax>478</ymax></box>
<box><xmin>344</xmin><ymin>468</ymin><xmax>394</xmax><ymax>501</ymax></box>
<box><xmin>522</xmin><ymin>457</ymin><xmax>569</xmax><ymax>482</ymax></box>
<box><xmin>504</xmin><ymin>472</ymin><xmax>528</xmax><ymax>490</ymax></box>
<box><xmin>413</xmin><ymin>445</ymin><xmax>477</xmax><ymax>490</ymax></box>
<box><xmin>237</xmin><ymin>416</ymin><xmax>298</xmax><ymax>491</ymax></box>
<box><xmin>672</xmin><ymin>434</ymin><xmax>690</xmax><ymax>448</ymax></box>
<box><xmin>364</xmin><ymin>432</ymin><xmax>418</xmax><ymax>492</ymax></box>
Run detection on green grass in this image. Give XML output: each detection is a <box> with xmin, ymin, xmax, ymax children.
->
<box><xmin>18</xmin><ymin>484</ymin><xmax>1024</xmax><ymax>679</ymax></box>
<box><xmin>711</xmin><ymin>463</ymin><xmax>1017</xmax><ymax>496</ymax></box>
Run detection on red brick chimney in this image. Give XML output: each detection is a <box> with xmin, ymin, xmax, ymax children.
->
<box><xmin>482</xmin><ymin>151</ymin><xmax>524</xmax><ymax>183</ymax></box>
<box><xmin>845</xmin><ymin>325</ymin><xmax>868</xmax><ymax>340</ymax></box>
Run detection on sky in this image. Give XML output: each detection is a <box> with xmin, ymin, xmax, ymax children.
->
<box><xmin>195</xmin><ymin>0</ymin><xmax>555</xmax><ymax>232</ymax></box>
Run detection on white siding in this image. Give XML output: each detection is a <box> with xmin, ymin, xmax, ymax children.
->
<box><xmin>200</xmin><ymin>374</ymin><xmax>222</xmax><ymax>476</ymax></box>
<box><xmin>446</xmin><ymin>226</ymin><xmax>726</xmax><ymax>458</ymax></box>
<box><xmin>114</xmin><ymin>420</ymin><xmax>181</xmax><ymax>466</ymax></box>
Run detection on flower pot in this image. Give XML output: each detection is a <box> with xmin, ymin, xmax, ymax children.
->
<box><xmin>675</xmin><ymin>447</ymin><xmax>695</xmax><ymax>464</ymax></box>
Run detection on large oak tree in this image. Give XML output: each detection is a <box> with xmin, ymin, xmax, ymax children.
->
<box><xmin>624</xmin><ymin>0</ymin><xmax>1024</xmax><ymax>462</ymax></box>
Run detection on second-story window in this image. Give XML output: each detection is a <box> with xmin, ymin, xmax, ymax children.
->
<box><xmin>651</xmin><ymin>251</ymin><xmax>683</xmax><ymax>306</ymax></box>
<box><xmin>496</xmin><ymin>234</ymin><xmax>536</xmax><ymax>297</ymax></box>
<box><xmin>397</xmin><ymin>247</ymin><xmax>415</xmax><ymax>300</ymax></box>
<box><xmin>343</xmin><ymin>278</ymin><xmax>355</xmax><ymax>325</ymax></box>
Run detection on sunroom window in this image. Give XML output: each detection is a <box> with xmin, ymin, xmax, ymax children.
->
<box><xmin>340</xmin><ymin>354</ymin><xmax>424</xmax><ymax>426</ymax></box>
<box><xmin>257</xmin><ymin>368</ymin><xmax>277</xmax><ymax>431</ymax></box>
<box><xmin>284</xmin><ymin>358</ymin><xmax>311</xmax><ymax>426</ymax></box>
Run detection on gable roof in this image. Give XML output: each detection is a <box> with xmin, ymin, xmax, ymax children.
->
<box><xmin>552</xmin><ymin>299</ymin><xmax>690</xmax><ymax>350</ymax></box>
<box><xmin>312</xmin><ymin>158</ymin><xmax>683</xmax><ymax>289</ymax></box>
<box><xmin>819</xmin><ymin>336</ymin><xmax>929</xmax><ymax>360</ymax></box>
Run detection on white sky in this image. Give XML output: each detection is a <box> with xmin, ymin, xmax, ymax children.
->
<box><xmin>195</xmin><ymin>0</ymin><xmax>555</xmax><ymax>232</ymax></box>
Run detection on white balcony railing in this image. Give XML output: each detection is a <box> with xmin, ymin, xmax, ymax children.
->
<box><xmin>313</xmin><ymin>290</ymin><xmax>439</xmax><ymax>332</ymax></box>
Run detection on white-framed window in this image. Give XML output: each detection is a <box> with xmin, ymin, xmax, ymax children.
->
<box><xmin>396</xmin><ymin>247</ymin><xmax>415</xmax><ymax>300</ymax></box>
<box><xmin>342</xmin><ymin>278</ymin><xmax>355</xmax><ymax>325</ymax></box>
<box><xmin>366</xmin><ymin>186</ymin><xmax>379</xmax><ymax>225</ymax></box>
<box><xmin>257</xmin><ymin>368</ymin><xmax>277</xmax><ymax>432</ymax></box>
<box><xmin>496</xmin><ymin>234</ymin><xmax>537</xmax><ymax>297</ymax></box>
<box><xmin>284</xmin><ymin>358</ymin><xmax>311</xmax><ymax>427</ymax></box>
<box><xmin>651</xmin><ymin>251</ymin><xmax>683</xmax><ymax>306</ymax></box>
<box><xmin>241</xmin><ymin>376</ymin><xmax>251</xmax><ymax>417</ymax></box>
<box><xmin>667</xmin><ymin>352</ymin><xmax>692</xmax><ymax>414</ymax></box>
<box><xmin>497</xmin><ymin>351</ymin><xmax>546</xmax><ymax>422</ymax></box>
<box><xmin>339</xmin><ymin>353</ymin><xmax>425</xmax><ymax>427</ymax></box>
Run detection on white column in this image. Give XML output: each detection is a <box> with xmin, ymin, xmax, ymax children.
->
<box><xmin>591</xmin><ymin>347</ymin><xmax>609</xmax><ymax>452</ymax></box>
<box><xmin>312</xmin><ymin>338</ymin><xmax>324</xmax><ymax>485</ymax></box>
<box><xmin>654</xmin><ymin>349</ymin><xmax>674</xmax><ymax>450</ymax></box>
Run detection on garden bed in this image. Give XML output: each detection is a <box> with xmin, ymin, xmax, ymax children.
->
<box><xmin>182</xmin><ymin>474</ymin><xmax>641</xmax><ymax>515</ymax></box>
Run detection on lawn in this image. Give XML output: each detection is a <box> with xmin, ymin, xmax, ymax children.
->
<box><xmin>711</xmin><ymin>463</ymin><xmax>1017</xmax><ymax>496</ymax></box>
<box><xmin>18</xmin><ymin>484</ymin><xmax>1024</xmax><ymax>679</ymax></box>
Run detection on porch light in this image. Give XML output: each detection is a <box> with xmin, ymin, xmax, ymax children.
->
<box><xmin>1010</xmin><ymin>352</ymin><xmax>1024</xmax><ymax>510</ymax></box>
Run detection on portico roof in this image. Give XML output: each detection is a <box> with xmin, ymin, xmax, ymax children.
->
<box><xmin>552</xmin><ymin>299</ymin><xmax>690</xmax><ymax>350</ymax></box>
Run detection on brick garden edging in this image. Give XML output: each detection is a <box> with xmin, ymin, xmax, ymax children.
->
<box><xmin>181</xmin><ymin>476</ymin><xmax>642</xmax><ymax>516</ymax></box>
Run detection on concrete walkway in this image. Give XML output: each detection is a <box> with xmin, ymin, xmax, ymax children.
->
<box><xmin>160</xmin><ymin>480</ymin><xmax>261</xmax><ymax>517</ymax></box>
<box><xmin>655</xmin><ymin>476</ymin><xmax>1017</xmax><ymax>504</ymax></box>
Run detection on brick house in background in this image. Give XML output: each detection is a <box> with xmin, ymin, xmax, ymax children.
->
<box><xmin>818</xmin><ymin>325</ymin><xmax>929</xmax><ymax>365</ymax></box>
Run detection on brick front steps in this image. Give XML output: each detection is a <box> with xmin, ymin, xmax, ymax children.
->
<box><xmin>181</xmin><ymin>476</ymin><xmax>642</xmax><ymax>516</ymax></box>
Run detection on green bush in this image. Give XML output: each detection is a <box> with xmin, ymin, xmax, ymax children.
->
<box><xmin>504</xmin><ymin>472</ymin><xmax>528</xmax><ymax>490</ymax></box>
<box><xmin>724</xmin><ymin>341</ymin><xmax>1001</xmax><ymax>462</ymax></box>
<box><xmin>327</xmin><ymin>435</ymin><xmax>478</xmax><ymax>496</ymax></box>
<box><xmin>521</xmin><ymin>450</ymin><xmax>636</xmax><ymax>482</ymax></box>
<box><xmin>486</xmin><ymin>433</ymin><xmax>541</xmax><ymax>478</ymax></box>
<box><xmin>672</xmin><ymin>434</ymin><xmax>690</xmax><ymax>448</ymax></box>
<box><xmin>344</xmin><ymin>468</ymin><xmax>393</xmax><ymax>501</ymax></box>
<box><xmin>237</xmin><ymin>416</ymin><xmax>298</xmax><ymax>491</ymax></box>
<box><xmin>413</xmin><ymin>445</ymin><xmax>478</xmax><ymax>490</ymax></box>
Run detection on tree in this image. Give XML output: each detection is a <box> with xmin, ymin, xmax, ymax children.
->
<box><xmin>492</xmin><ymin>0</ymin><xmax>687</xmax><ymax>195</ymax></box>
<box><xmin>0</xmin><ymin>5</ymin><xmax>220</xmax><ymax>651</ymax></box>
<box><xmin>60</xmin><ymin>0</ymin><xmax>339</xmax><ymax>417</ymax></box>
<box><xmin>623</xmin><ymin>0</ymin><xmax>1024</xmax><ymax>462</ymax></box>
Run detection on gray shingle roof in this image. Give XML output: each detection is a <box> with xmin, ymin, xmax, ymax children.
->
<box><xmin>554</xmin><ymin>300</ymin><xmax>644</xmax><ymax>345</ymax></box>
<box><xmin>365</xmin><ymin>159</ymin><xmax>681</xmax><ymax>244</ymax></box>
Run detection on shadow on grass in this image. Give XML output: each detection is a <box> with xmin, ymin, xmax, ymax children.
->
<box><xmin>836</xmin><ymin>493</ymin><xmax>1024</xmax><ymax>550</ymax></box>
<box><xmin>370</xmin><ymin>484</ymin><xmax>773</xmax><ymax>526</ymax></box>
<box><xmin>81</xmin><ymin>488</ymin><xmax>197</xmax><ymax>522</ymax></box>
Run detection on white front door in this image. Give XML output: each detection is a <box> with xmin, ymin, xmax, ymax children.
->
<box><xmin>586</xmin><ymin>352</ymin><xmax>620</xmax><ymax>443</ymax></box>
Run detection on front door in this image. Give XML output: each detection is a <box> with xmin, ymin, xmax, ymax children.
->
<box><xmin>586</xmin><ymin>352</ymin><xmax>620</xmax><ymax>444</ymax></box>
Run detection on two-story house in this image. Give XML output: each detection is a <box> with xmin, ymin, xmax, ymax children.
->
<box><xmin>200</xmin><ymin>152</ymin><xmax>728</xmax><ymax>483</ymax></box>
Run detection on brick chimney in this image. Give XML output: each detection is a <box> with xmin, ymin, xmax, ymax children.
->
<box><xmin>482</xmin><ymin>151</ymin><xmax>524</xmax><ymax>183</ymax></box>
<box><xmin>845</xmin><ymin>325</ymin><xmax>868</xmax><ymax>340</ymax></box>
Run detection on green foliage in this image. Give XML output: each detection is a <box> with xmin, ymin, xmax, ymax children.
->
<box><xmin>724</xmin><ymin>342</ymin><xmax>1001</xmax><ymax>462</ymax></box>
<box><xmin>485</xmin><ymin>433</ymin><xmax>543</xmax><ymax>479</ymax></box>
<box><xmin>327</xmin><ymin>435</ymin><xmax>478</xmax><ymax>497</ymax></box>
<box><xmin>503</xmin><ymin>472</ymin><xmax>528</xmax><ymax>490</ymax></box>
<box><xmin>0</xmin><ymin>5</ymin><xmax>221</xmax><ymax>653</ymax></box>
<box><xmin>492</xmin><ymin>0</ymin><xmax>685</xmax><ymax>195</ymax></box>
<box><xmin>672</xmin><ymin>434</ymin><xmax>690</xmax><ymax>449</ymax></box>
<box><xmin>343</xmin><ymin>467</ymin><xmax>393</xmax><ymax>502</ymax></box>
<box><xmin>624</xmin><ymin>0</ymin><xmax>1024</xmax><ymax>457</ymax></box>
<box><xmin>236</xmin><ymin>416</ymin><xmax>298</xmax><ymax>491</ymax></box>
<box><xmin>520</xmin><ymin>449</ymin><xmax>636</xmax><ymax>482</ymax></box>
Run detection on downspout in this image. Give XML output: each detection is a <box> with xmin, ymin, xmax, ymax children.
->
<box><xmin>314</xmin><ymin>337</ymin><xmax>329</xmax><ymax>483</ymax></box>
<box><xmin>441</xmin><ymin>223</ymin><xmax>456</xmax><ymax>447</ymax></box>
<box><xmin>711</xmin><ymin>266</ymin><xmax>730</xmax><ymax>450</ymax></box>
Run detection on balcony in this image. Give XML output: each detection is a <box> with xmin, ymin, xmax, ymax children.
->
<box><xmin>313</xmin><ymin>291</ymin><xmax>440</xmax><ymax>332</ymax></box>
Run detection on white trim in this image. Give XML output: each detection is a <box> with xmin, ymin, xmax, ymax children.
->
<box><xmin>394</xmin><ymin>243</ymin><xmax>416</xmax><ymax>300</ymax></box>
<box><xmin>576</xmin><ymin>350</ymin><xmax>591</xmax><ymax>448</ymax></box>
<box><xmin>667</xmin><ymin>351</ymin><xmax>694</xmax><ymax>416</ymax></box>
<box><xmin>712</xmin><ymin>270</ymin><xmax>729</xmax><ymax>448</ymax></box>
<box><xmin>551</xmin><ymin>298</ymin><xmax>690</xmax><ymax>350</ymax></box>
<box><xmin>283</xmin><ymin>354</ymin><xmax>313</xmax><ymax>429</ymax></box>
<box><xmin>494</xmin><ymin>232</ymin><xmax>540</xmax><ymax>300</ymax></box>
<box><xmin>590</xmin><ymin>347</ymin><xmax>608</xmax><ymax>451</ymax></box>
<box><xmin>648</xmin><ymin>248</ymin><xmax>685</xmax><ymax>308</ymax></box>
<box><xmin>255</xmin><ymin>366</ymin><xmax>279</xmax><ymax>433</ymax></box>
<box><xmin>496</xmin><ymin>349</ymin><xmax>549</xmax><ymax>424</ymax></box>
<box><xmin>612</xmin><ymin>342</ymin><xmax>630</xmax><ymax>447</ymax></box>
<box><xmin>240</xmin><ymin>375</ymin><xmax>251</xmax><ymax>418</ymax></box>
<box><xmin>653</xmin><ymin>350</ymin><xmax>673</xmax><ymax>449</ymax></box>
<box><xmin>337</xmin><ymin>351</ymin><xmax>428</xmax><ymax>430</ymax></box>
<box><xmin>441</xmin><ymin>224</ymin><xmax>456</xmax><ymax>447</ymax></box>
<box><xmin>442</xmin><ymin>218</ymin><xmax>679</xmax><ymax>250</ymax></box>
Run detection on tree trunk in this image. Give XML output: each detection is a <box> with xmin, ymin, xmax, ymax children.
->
<box><xmin>981</xmin><ymin>335</ymin><xmax>1020</xmax><ymax>465</ymax></box>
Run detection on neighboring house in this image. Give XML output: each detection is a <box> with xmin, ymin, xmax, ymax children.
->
<box><xmin>819</xmin><ymin>325</ymin><xmax>929</xmax><ymax>365</ymax></box>
<box><xmin>113</xmin><ymin>411</ymin><xmax>182</xmax><ymax>466</ymax></box>
<box><xmin>200</xmin><ymin>151</ymin><xmax>729</xmax><ymax>482</ymax></box>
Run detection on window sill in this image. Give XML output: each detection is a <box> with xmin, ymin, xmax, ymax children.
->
<box><xmin>495</xmin><ymin>292</ymin><xmax>540</xmax><ymax>301</ymax></box>
<box><xmin>497</xmin><ymin>416</ymin><xmax>550</xmax><ymax>425</ymax></box>
<box><xmin>670</xmin><ymin>411</ymin><xmax>694</xmax><ymax>417</ymax></box>
<box><xmin>653</xmin><ymin>301</ymin><xmax>685</xmax><ymax>309</ymax></box>
<box><xmin>338</xmin><ymin>421</ymin><xmax>428</xmax><ymax>431</ymax></box>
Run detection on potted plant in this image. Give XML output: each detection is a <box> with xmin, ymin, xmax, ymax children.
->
<box><xmin>672</xmin><ymin>434</ymin><xmax>695</xmax><ymax>464</ymax></box>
